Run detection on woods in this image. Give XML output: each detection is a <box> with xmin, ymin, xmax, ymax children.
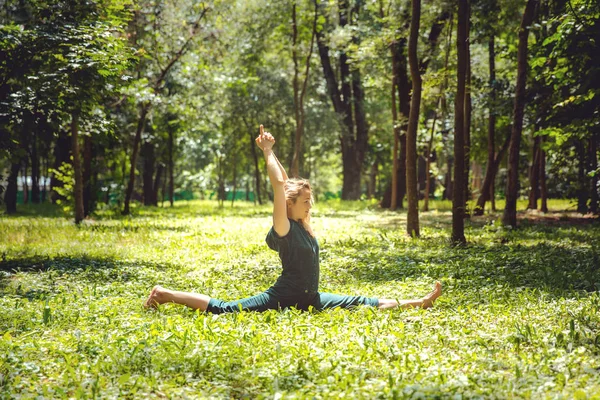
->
<box><xmin>2</xmin><ymin>1</ymin><xmax>600</xmax><ymax>397</ymax></box>
<box><xmin>1</xmin><ymin>0</ymin><xmax>600</xmax><ymax>231</ymax></box>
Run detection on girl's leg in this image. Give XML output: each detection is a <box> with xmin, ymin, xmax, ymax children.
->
<box><xmin>144</xmin><ymin>286</ymin><xmax>281</xmax><ymax>314</ymax></box>
<box><xmin>144</xmin><ymin>286</ymin><xmax>211</xmax><ymax>311</ymax></box>
<box><xmin>378</xmin><ymin>281</ymin><xmax>442</xmax><ymax>310</ymax></box>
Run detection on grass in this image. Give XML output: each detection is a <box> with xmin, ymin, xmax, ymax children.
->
<box><xmin>1</xmin><ymin>199</ymin><xmax>599</xmax><ymax>398</ymax></box>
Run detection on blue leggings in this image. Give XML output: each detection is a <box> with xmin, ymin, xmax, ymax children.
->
<box><xmin>207</xmin><ymin>291</ymin><xmax>379</xmax><ymax>314</ymax></box>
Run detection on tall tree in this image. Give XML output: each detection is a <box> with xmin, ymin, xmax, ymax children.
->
<box><xmin>406</xmin><ymin>0</ymin><xmax>422</xmax><ymax>237</ymax></box>
<box><xmin>315</xmin><ymin>0</ymin><xmax>369</xmax><ymax>200</ymax></box>
<box><xmin>452</xmin><ymin>0</ymin><xmax>468</xmax><ymax>244</ymax></box>
<box><xmin>502</xmin><ymin>0</ymin><xmax>538</xmax><ymax>228</ymax></box>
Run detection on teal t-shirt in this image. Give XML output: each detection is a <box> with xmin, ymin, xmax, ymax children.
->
<box><xmin>265</xmin><ymin>219</ymin><xmax>320</xmax><ymax>296</ymax></box>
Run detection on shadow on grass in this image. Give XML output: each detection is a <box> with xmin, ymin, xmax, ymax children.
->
<box><xmin>0</xmin><ymin>255</ymin><xmax>178</xmax><ymax>297</ymax></box>
<box><xmin>330</xmin><ymin>231</ymin><xmax>600</xmax><ymax>295</ymax></box>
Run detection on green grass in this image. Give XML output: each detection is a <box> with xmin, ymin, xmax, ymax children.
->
<box><xmin>1</xmin><ymin>199</ymin><xmax>599</xmax><ymax>398</ymax></box>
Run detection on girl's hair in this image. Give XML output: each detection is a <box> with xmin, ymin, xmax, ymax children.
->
<box><xmin>284</xmin><ymin>178</ymin><xmax>314</xmax><ymax>205</ymax></box>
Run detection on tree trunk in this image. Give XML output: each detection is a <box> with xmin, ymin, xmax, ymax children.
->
<box><xmin>476</xmin><ymin>36</ymin><xmax>497</xmax><ymax>216</ymax></box>
<box><xmin>463</xmin><ymin>0</ymin><xmax>472</xmax><ymax>216</ymax></box>
<box><xmin>168</xmin><ymin>128</ymin><xmax>174</xmax><ymax>207</ymax></box>
<box><xmin>539</xmin><ymin>135</ymin><xmax>548</xmax><ymax>212</ymax></box>
<box><xmin>383</xmin><ymin>9</ymin><xmax>450</xmax><ymax>209</ymax></box>
<box><xmin>590</xmin><ymin>133</ymin><xmax>598</xmax><ymax>214</ymax></box>
<box><xmin>452</xmin><ymin>0</ymin><xmax>468</xmax><ymax>244</ymax></box>
<box><xmin>527</xmin><ymin>135</ymin><xmax>541</xmax><ymax>209</ymax></box>
<box><xmin>390</xmin><ymin>79</ymin><xmax>400</xmax><ymax>210</ymax></box>
<box><xmin>381</xmin><ymin>39</ymin><xmax>409</xmax><ymax>209</ymax></box>
<box><xmin>423</xmin><ymin>112</ymin><xmax>437</xmax><ymax>212</ymax></box>
<box><xmin>316</xmin><ymin>0</ymin><xmax>367</xmax><ymax>200</ymax></box>
<box><xmin>123</xmin><ymin>103</ymin><xmax>150</xmax><ymax>214</ymax></box>
<box><xmin>142</xmin><ymin>140</ymin><xmax>156</xmax><ymax>206</ymax></box>
<box><xmin>577</xmin><ymin>140</ymin><xmax>588</xmax><ymax>214</ymax></box>
<box><xmin>71</xmin><ymin>112</ymin><xmax>84</xmax><ymax>224</ymax></box>
<box><xmin>406</xmin><ymin>0</ymin><xmax>421</xmax><ymax>237</ymax></box>
<box><xmin>351</xmin><ymin>67</ymin><xmax>369</xmax><ymax>197</ymax></box>
<box><xmin>82</xmin><ymin>134</ymin><xmax>93</xmax><ymax>216</ymax></box>
<box><xmin>5</xmin><ymin>162</ymin><xmax>20</xmax><ymax>214</ymax></box>
<box><xmin>502</xmin><ymin>0</ymin><xmax>538</xmax><ymax>228</ymax></box>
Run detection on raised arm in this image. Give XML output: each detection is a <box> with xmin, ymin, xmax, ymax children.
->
<box><xmin>256</xmin><ymin>125</ymin><xmax>290</xmax><ymax>237</ymax></box>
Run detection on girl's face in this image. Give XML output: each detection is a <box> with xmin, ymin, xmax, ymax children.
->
<box><xmin>287</xmin><ymin>188</ymin><xmax>312</xmax><ymax>221</ymax></box>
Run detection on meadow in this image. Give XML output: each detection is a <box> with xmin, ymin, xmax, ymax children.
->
<box><xmin>1</xmin><ymin>199</ymin><xmax>599</xmax><ymax>399</ymax></box>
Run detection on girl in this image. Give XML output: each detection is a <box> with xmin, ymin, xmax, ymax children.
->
<box><xmin>144</xmin><ymin>125</ymin><xmax>441</xmax><ymax>313</ymax></box>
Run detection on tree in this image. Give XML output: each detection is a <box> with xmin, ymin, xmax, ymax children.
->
<box><xmin>315</xmin><ymin>0</ymin><xmax>369</xmax><ymax>200</ymax></box>
<box><xmin>452</xmin><ymin>0</ymin><xmax>468</xmax><ymax>244</ymax></box>
<box><xmin>502</xmin><ymin>0</ymin><xmax>538</xmax><ymax>228</ymax></box>
<box><xmin>405</xmin><ymin>0</ymin><xmax>422</xmax><ymax>237</ymax></box>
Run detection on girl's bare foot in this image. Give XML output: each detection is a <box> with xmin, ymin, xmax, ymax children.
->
<box><xmin>421</xmin><ymin>281</ymin><xmax>442</xmax><ymax>309</ymax></box>
<box><xmin>144</xmin><ymin>285</ymin><xmax>167</xmax><ymax>308</ymax></box>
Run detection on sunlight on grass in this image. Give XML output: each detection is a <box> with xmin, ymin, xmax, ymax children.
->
<box><xmin>1</xmin><ymin>200</ymin><xmax>599</xmax><ymax>398</ymax></box>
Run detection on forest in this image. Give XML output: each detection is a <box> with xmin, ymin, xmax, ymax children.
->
<box><xmin>1</xmin><ymin>0</ymin><xmax>598</xmax><ymax>234</ymax></box>
<box><xmin>1</xmin><ymin>0</ymin><xmax>600</xmax><ymax>398</ymax></box>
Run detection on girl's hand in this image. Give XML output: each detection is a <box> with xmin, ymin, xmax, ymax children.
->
<box><xmin>256</xmin><ymin>124</ymin><xmax>275</xmax><ymax>151</ymax></box>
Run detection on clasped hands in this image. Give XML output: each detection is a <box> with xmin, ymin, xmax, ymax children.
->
<box><xmin>255</xmin><ymin>124</ymin><xmax>275</xmax><ymax>151</ymax></box>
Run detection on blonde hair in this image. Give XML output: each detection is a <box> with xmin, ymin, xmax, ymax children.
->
<box><xmin>284</xmin><ymin>178</ymin><xmax>314</xmax><ymax>205</ymax></box>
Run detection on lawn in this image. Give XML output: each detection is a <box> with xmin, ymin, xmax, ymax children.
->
<box><xmin>1</xmin><ymin>199</ymin><xmax>599</xmax><ymax>398</ymax></box>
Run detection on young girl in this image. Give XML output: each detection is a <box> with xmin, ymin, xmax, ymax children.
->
<box><xmin>144</xmin><ymin>125</ymin><xmax>442</xmax><ymax>313</ymax></box>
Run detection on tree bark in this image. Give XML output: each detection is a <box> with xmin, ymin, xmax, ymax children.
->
<box><xmin>539</xmin><ymin>135</ymin><xmax>548</xmax><ymax>212</ymax></box>
<box><xmin>390</xmin><ymin>79</ymin><xmax>400</xmax><ymax>210</ymax></box>
<box><xmin>71</xmin><ymin>112</ymin><xmax>84</xmax><ymax>224</ymax></box>
<box><xmin>5</xmin><ymin>162</ymin><xmax>20</xmax><ymax>214</ymax></box>
<box><xmin>406</xmin><ymin>0</ymin><xmax>421</xmax><ymax>237</ymax></box>
<box><xmin>527</xmin><ymin>134</ymin><xmax>541</xmax><ymax>209</ymax></box>
<box><xmin>463</xmin><ymin>1</ymin><xmax>472</xmax><ymax>216</ymax></box>
<box><xmin>452</xmin><ymin>0</ymin><xmax>468</xmax><ymax>244</ymax></box>
<box><xmin>423</xmin><ymin>112</ymin><xmax>437</xmax><ymax>212</ymax></box>
<box><xmin>577</xmin><ymin>140</ymin><xmax>588</xmax><ymax>213</ymax></box>
<box><xmin>502</xmin><ymin>0</ymin><xmax>538</xmax><ymax>228</ymax></box>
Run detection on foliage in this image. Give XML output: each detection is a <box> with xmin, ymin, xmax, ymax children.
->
<box><xmin>47</xmin><ymin>162</ymin><xmax>75</xmax><ymax>213</ymax></box>
<box><xmin>1</xmin><ymin>201</ymin><xmax>600</xmax><ymax>397</ymax></box>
